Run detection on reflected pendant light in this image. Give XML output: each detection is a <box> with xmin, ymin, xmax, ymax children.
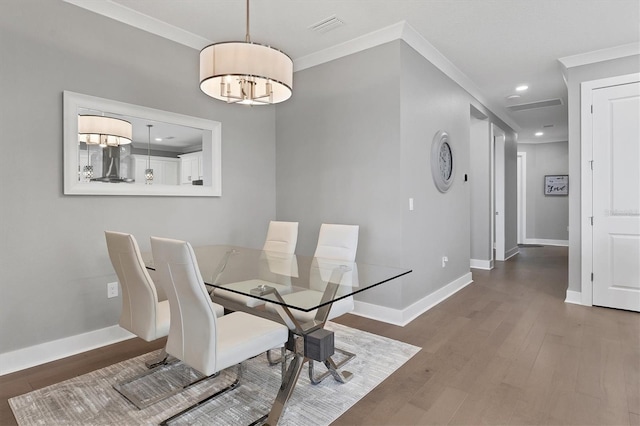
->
<box><xmin>145</xmin><ymin>125</ymin><xmax>154</xmax><ymax>184</ymax></box>
<box><xmin>199</xmin><ymin>0</ymin><xmax>293</xmax><ymax>105</ymax></box>
<box><xmin>78</xmin><ymin>115</ymin><xmax>132</xmax><ymax>147</ymax></box>
<box><xmin>83</xmin><ymin>142</ymin><xmax>93</xmax><ymax>180</ymax></box>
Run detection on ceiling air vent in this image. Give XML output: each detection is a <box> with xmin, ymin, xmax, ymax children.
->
<box><xmin>507</xmin><ymin>98</ymin><xmax>564</xmax><ymax>112</ymax></box>
<box><xmin>309</xmin><ymin>15</ymin><xmax>345</xmax><ymax>34</ymax></box>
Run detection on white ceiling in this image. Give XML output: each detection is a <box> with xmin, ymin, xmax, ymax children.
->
<box><xmin>67</xmin><ymin>0</ymin><xmax>640</xmax><ymax>144</ymax></box>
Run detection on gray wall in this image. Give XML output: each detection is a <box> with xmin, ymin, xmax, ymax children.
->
<box><xmin>276</xmin><ymin>42</ymin><xmax>404</xmax><ymax>308</ymax></box>
<box><xmin>0</xmin><ymin>0</ymin><xmax>277</xmax><ymax>353</ymax></box>
<box><xmin>399</xmin><ymin>42</ymin><xmax>471</xmax><ymax>307</ymax></box>
<box><xmin>276</xmin><ymin>40</ymin><xmax>517</xmax><ymax>311</ymax></box>
<box><xmin>518</xmin><ymin>142</ymin><xmax>569</xmax><ymax>241</ymax></box>
<box><xmin>564</xmin><ymin>55</ymin><xmax>640</xmax><ymax>293</ymax></box>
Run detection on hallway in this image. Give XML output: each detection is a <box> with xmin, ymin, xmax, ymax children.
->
<box><xmin>336</xmin><ymin>245</ymin><xmax>639</xmax><ymax>425</ymax></box>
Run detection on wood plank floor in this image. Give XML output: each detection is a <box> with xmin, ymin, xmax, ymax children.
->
<box><xmin>1</xmin><ymin>246</ymin><xmax>638</xmax><ymax>425</ymax></box>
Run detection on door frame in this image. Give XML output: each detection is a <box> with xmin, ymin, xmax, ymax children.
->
<box><xmin>580</xmin><ymin>72</ymin><xmax>640</xmax><ymax>306</ymax></box>
<box><xmin>517</xmin><ymin>152</ymin><xmax>527</xmax><ymax>244</ymax></box>
<box><xmin>492</xmin><ymin>123</ymin><xmax>506</xmax><ymax>261</ymax></box>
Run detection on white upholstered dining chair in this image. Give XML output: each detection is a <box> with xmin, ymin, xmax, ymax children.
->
<box><xmin>105</xmin><ymin>231</ymin><xmax>170</xmax><ymax>409</ymax></box>
<box><xmin>105</xmin><ymin>231</ymin><xmax>225</xmax><ymax>409</ymax></box>
<box><xmin>105</xmin><ymin>231</ymin><xmax>171</xmax><ymax>367</ymax></box>
<box><xmin>262</xmin><ymin>220</ymin><xmax>299</xmax><ymax>253</ymax></box>
<box><xmin>265</xmin><ymin>223</ymin><xmax>359</xmax><ymax>383</ymax></box>
<box><xmin>213</xmin><ymin>220</ymin><xmax>299</xmax><ymax>308</ymax></box>
<box><xmin>150</xmin><ymin>236</ymin><xmax>289</xmax><ymax>424</ymax></box>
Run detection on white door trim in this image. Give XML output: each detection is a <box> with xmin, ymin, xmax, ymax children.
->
<box><xmin>580</xmin><ymin>72</ymin><xmax>640</xmax><ymax>307</ymax></box>
<box><xmin>492</xmin><ymin>123</ymin><xmax>506</xmax><ymax>261</ymax></box>
<box><xmin>490</xmin><ymin>127</ymin><xmax>495</xmax><ymax>261</ymax></box>
<box><xmin>517</xmin><ymin>152</ymin><xmax>527</xmax><ymax>245</ymax></box>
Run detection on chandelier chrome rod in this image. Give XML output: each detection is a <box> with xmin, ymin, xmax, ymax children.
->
<box><xmin>245</xmin><ymin>0</ymin><xmax>250</xmax><ymax>43</ymax></box>
<box><xmin>147</xmin><ymin>125</ymin><xmax>152</xmax><ymax>168</ymax></box>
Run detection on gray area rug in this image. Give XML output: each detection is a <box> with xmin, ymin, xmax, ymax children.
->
<box><xmin>10</xmin><ymin>322</ymin><xmax>420</xmax><ymax>425</ymax></box>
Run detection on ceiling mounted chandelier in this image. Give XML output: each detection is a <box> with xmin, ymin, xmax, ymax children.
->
<box><xmin>199</xmin><ymin>0</ymin><xmax>293</xmax><ymax>105</ymax></box>
<box><xmin>78</xmin><ymin>115</ymin><xmax>132</xmax><ymax>147</ymax></box>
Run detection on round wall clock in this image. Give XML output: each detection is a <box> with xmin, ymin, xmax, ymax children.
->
<box><xmin>430</xmin><ymin>130</ymin><xmax>455</xmax><ymax>193</ymax></box>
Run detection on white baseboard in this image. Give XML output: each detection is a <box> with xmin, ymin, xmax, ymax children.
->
<box><xmin>3</xmin><ymin>272</ymin><xmax>476</xmax><ymax>375</ymax></box>
<box><xmin>0</xmin><ymin>326</ymin><xmax>134</xmax><ymax>376</ymax></box>
<box><xmin>352</xmin><ymin>272</ymin><xmax>473</xmax><ymax>327</ymax></box>
<box><xmin>470</xmin><ymin>259</ymin><xmax>493</xmax><ymax>270</ymax></box>
<box><xmin>564</xmin><ymin>289</ymin><xmax>583</xmax><ymax>305</ymax></box>
<box><xmin>504</xmin><ymin>246</ymin><xmax>519</xmax><ymax>260</ymax></box>
<box><xmin>523</xmin><ymin>238</ymin><xmax>569</xmax><ymax>247</ymax></box>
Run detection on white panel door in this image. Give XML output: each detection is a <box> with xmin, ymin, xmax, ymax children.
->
<box><xmin>592</xmin><ymin>81</ymin><xmax>640</xmax><ymax>312</ymax></box>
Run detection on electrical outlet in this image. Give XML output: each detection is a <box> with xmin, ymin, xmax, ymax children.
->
<box><xmin>409</xmin><ymin>198</ymin><xmax>414</xmax><ymax>211</ymax></box>
<box><xmin>107</xmin><ymin>282</ymin><xmax>119</xmax><ymax>298</ymax></box>
<box><xmin>442</xmin><ymin>256</ymin><xmax>448</xmax><ymax>268</ymax></box>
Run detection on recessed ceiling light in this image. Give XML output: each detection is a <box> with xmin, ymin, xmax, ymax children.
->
<box><xmin>155</xmin><ymin>138</ymin><xmax>162</xmax><ymax>141</ymax></box>
<box><xmin>516</xmin><ymin>85</ymin><xmax>529</xmax><ymax>92</ymax></box>
<box><xmin>506</xmin><ymin>94</ymin><xmax>521</xmax><ymax>100</ymax></box>
<box><xmin>535</xmin><ymin>131</ymin><xmax>544</xmax><ymax>136</ymax></box>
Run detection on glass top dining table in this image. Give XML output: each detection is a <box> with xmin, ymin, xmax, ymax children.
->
<box><xmin>145</xmin><ymin>244</ymin><xmax>412</xmax><ymax>425</ymax></box>
<box><xmin>145</xmin><ymin>244</ymin><xmax>411</xmax><ymax>313</ymax></box>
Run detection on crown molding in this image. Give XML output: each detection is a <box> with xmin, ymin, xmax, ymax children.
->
<box><xmin>63</xmin><ymin>0</ymin><xmax>212</xmax><ymax>50</ymax></box>
<box><xmin>558</xmin><ymin>42</ymin><xmax>640</xmax><ymax>70</ymax></box>
<box><xmin>61</xmin><ymin>4</ymin><xmax>518</xmax><ymax>132</ymax></box>
<box><xmin>296</xmin><ymin>21</ymin><xmax>519</xmax><ymax>132</ymax></box>
<box><xmin>399</xmin><ymin>22</ymin><xmax>519</xmax><ymax>132</ymax></box>
<box><xmin>293</xmin><ymin>21</ymin><xmax>405</xmax><ymax>71</ymax></box>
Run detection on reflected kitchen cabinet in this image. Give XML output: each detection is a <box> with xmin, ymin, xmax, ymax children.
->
<box><xmin>131</xmin><ymin>155</ymin><xmax>179</xmax><ymax>185</ymax></box>
<box><xmin>179</xmin><ymin>152</ymin><xmax>203</xmax><ymax>185</ymax></box>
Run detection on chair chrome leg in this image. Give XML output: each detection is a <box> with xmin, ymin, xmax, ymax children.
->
<box><xmin>144</xmin><ymin>347</ymin><xmax>169</xmax><ymax>369</ymax></box>
<box><xmin>159</xmin><ymin>364</ymin><xmax>243</xmax><ymax>426</ymax></box>
<box><xmin>308</xmin><ymin>347</ymin><xmax>356</xmax><ymax>385</ymax></box>
<box><xmin>266</xmin><ymin>347</ymin><xmax>289</xmax><ymax>385</ymax></box>
<box><xmin>114</xmin><ymin>353</ymin><xmax>211</xmax><ymax>410</ymax></box>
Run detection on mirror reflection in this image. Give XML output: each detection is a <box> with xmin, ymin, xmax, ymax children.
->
<box><xmin>78</xmin><ymin>109</ymin><xmax>205</xmax><ymax>186</ymax></box>
<box><xmin>64</xmin><ymin>91</ymin><xmax>222</xmax><ymax>197</ymax></box>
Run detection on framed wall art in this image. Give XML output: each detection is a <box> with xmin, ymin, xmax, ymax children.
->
<box><xmin>544</xmin><ymin>175</ymin><xmax>568</xmax><ymax>196</ymax></box>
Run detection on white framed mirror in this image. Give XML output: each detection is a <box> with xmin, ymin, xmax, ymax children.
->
<box><xmin>63</xmin><ymin>91</ymin><xmax>222</xmax><ymax>196</ymax></box>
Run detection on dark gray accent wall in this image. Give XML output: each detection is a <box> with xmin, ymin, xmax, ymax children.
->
<box><xmin>518</xmin><ymin>142</ymin><xmax>569</xmax><ymax>240</ymax></box>
<box><xmin>0</xmin><ymin>0</ymin><xmax>276</xmax><ymax>353</ymax></box>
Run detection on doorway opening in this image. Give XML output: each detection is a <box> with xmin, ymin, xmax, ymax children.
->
<box><xmin>517</xmin><ymin>152</ymin><xmax>527</xmax><ymax>245</ymax></box>
<box><xmin>491</xmin><ymin>123</ymin><xmax>506</xmax><ymax>261</ymax></box>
